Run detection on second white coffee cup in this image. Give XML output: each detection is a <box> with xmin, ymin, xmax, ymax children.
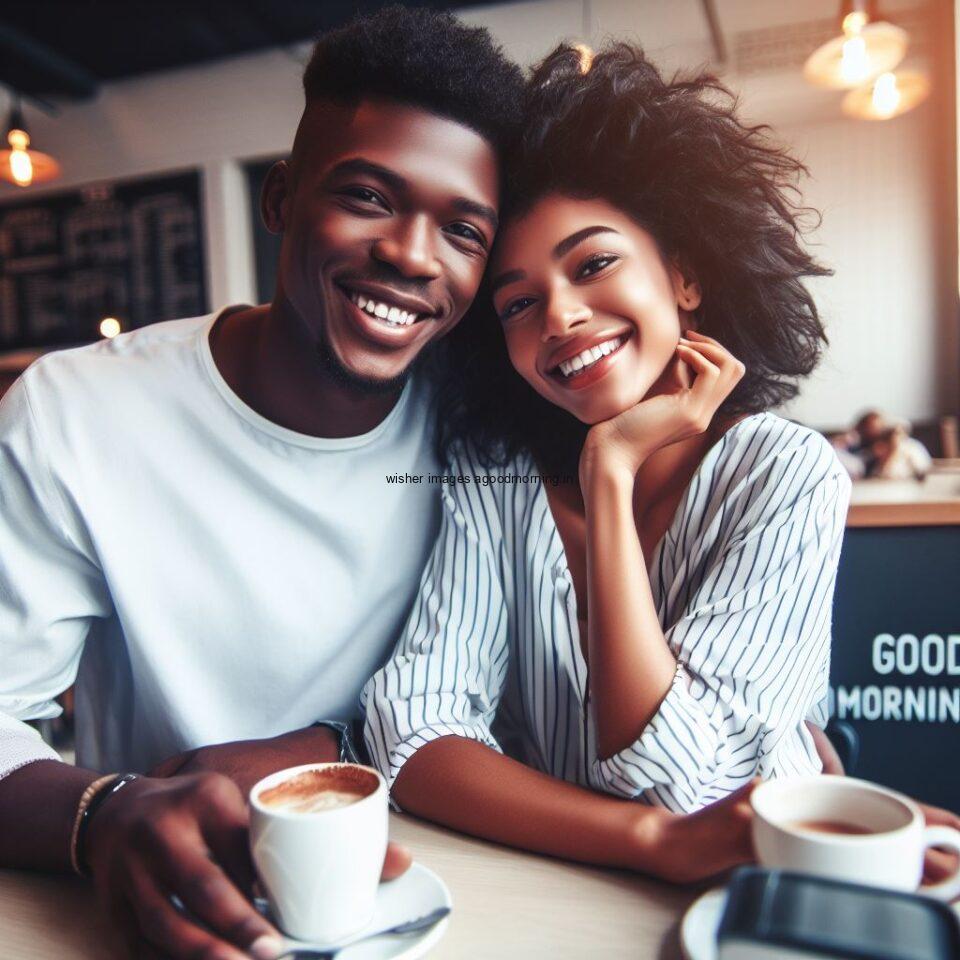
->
<box><xmin>249</xmin><ymin>762</ymin><xmax>388</xmax><ymax>943</ymax></box>
<box><xmin>752</xmin><ymin>775</ymin><xmax>960</xmax><ymax>901</ymax></box>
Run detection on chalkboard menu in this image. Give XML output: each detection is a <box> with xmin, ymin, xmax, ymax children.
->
<box><xmin>0</xmin><ymin>171</ymin><xmax>207</xmax><ymax>349</ymax></box>
<box><xmin>830</xmin><ymin>525</ymin><xmax>960</xmax><ymax>811</ymax></box>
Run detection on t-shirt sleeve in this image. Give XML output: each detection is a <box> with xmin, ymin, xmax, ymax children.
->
<box><xmin>0</xmin><ymin>374</ymin><xmax>112</xmax><ymax>779</ymax></box>
<box><xmin>589</xmin><ymin>430</ymin><xmax>851</xmax><ymax>812</ymax></box>
<box><xmin>362</xmin><ymin>448</ymin><xmax>510</xmax><ymax>800</ymax></box>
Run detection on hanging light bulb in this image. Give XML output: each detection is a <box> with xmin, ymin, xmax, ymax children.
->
<box><xmin>804</xmin><ymin>3</ymin><xmax>907</xmax><ymax>90</ymax></box>
<box><xmin>842</xmin><ymin>70</ymin><xmax>930</xmax><ymax>120</ymax></box>
<box><xmin>0</xmin><ymin>101</ymin><xmax>61</xmax><ymax>188</ymax></box>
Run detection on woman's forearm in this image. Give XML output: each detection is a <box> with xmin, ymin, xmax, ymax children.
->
<box><xmin>392</xmin><ymin>736</ymin><xmax>667</xmax><ymax>871</ymax></box>
<box><xmin>582</xmin><ymin>465</ymin><xmax>677</xmax><ymax>758</ymax></box>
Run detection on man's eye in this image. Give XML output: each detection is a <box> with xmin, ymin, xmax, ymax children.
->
<box><xmin>500</xmin><ymin>297</ymin><xmax>535</xmax><ymax>321</ymax></box>
<box><xmin>343</xmin><ymin>186</ymin><xmax>388</xmax><ymax>208</ymax></box>
<box><xmin>577</xmin><ymin>254</ymin><xmax>618</xmax><ymax>279</ymax></box>
<box><xmin>445</xmin><ymin>222</ymin><xmax>486</xmax><ymax>247</ymax></box>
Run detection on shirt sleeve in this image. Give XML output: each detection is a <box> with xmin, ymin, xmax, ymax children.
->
<box><xmin>0</xmin><ymin>374</ymin><xmax>112</xmax><ymax>780</ymax></box>
<box><xmin>589</xmin><ymin>434</ymin><xmax>851</xmax><ymax>812</ymax></box>
<box><xmin>362</xmin><ymin>450</ymin><xmax>510</xmax><ymax>798</ymax></box>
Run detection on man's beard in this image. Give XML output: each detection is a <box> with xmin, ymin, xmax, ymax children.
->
<box><xmin>315</xmin><ymin>328</ymin><xmax>426</xmax><ymax>396</ymax></box>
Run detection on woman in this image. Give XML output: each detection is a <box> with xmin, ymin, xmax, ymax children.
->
<box><xmin>363</xmin><ymin>43</ymin><xmax>848</xmax><ymax>880</ymax></box>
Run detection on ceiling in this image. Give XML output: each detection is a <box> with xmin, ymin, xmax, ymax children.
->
<box><xmin>0</xmin><ymin>0</ymin><xmax>510</xmax><ymax>107</ymax></box>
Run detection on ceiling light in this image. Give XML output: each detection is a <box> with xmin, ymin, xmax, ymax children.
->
<box><xmin>0</xmin><ymin>101</ymin><xmax>61</xmax><ymax>188</ymax></box>
<box><xmin>99</xmin><ymin>317</ymin><xmax>122</xmax><ymax>339</ymax></box>
<box><xmin>804</xmin><ymin>4</ymin><xmax>907</xmax><ymax>90</ymax></box>
<box><xmin>842</xmin><ymin>70</ymin><xmax>931</xmax><ymax>120</ymax></box>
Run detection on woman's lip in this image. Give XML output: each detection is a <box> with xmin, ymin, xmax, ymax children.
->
<box><xmin>338</xmin><ymin>286</ymin><xmax>427</xmax><ymax>347</ymax></box>
<box><xmin>547</xmin><ymin>335</ymin><xmax>630</xmax><ymax>391</ymax></box>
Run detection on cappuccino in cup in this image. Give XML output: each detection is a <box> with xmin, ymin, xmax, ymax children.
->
<box><xmin>250</xmin><ymin>763</ymin><xmax>388</xmax><ymax>943</ymax></box>
<box><xmin>752</xmin><ymin>775</ymin><xmax>960</xmax><ymax>901</ymax></box>
<box><xmin>257</xmin><ymin>766</ymin><xmax>376</xmax><ymax>814</ymax></box>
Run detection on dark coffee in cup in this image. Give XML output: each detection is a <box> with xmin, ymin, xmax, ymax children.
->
<box><xmin>789</xmin><ymin>819</ymin><xmax>874</xmax><ymax>836</ymax></box>
<box><xmin>258</xmin><ymin>765</ymin><xmax>378</xmax><ymax>814</ymax></box>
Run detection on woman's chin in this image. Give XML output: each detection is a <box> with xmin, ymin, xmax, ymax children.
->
<box><xmin>565</xmin><ymin>394</ymin><xmax>640</xmax><ymax>426</ymax></box>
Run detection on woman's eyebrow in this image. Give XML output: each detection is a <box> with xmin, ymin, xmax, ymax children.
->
<box><xmin>552</xmin><ymin>225</ymin><xmax>620</xmax><ymax>259</ymax></box>
<box><xmin>490</xmin><ymin>269</ymin><xmax>526</xmax><ymax>294</ymax></box>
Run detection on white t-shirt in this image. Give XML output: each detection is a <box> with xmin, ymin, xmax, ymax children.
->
<box><xmin>0</xmin><ymin>308</ymin><xmax>440</xmax><ymax>778</ymax></box>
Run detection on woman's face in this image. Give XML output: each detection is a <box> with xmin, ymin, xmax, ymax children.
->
<box><xmin>490</xmin><ymin>195</ymin><xmax>700</xmax><ymax>424</ymax></box>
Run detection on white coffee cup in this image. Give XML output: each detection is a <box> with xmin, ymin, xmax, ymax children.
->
<box><xmin>249</xmin><ymin>762</ymin><xmax>388</xmax><ymax>942</ymax></box>
<box><xmin>752</xmin><ymin>775</ymin><xmax>960</xmax><ymax>900</ymax></box>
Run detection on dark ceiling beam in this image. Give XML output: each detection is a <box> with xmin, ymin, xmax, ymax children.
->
<box><xmin>0</xmin><ymin>20</ymin><xmax>99</xmax><ymax>100</ymax></box>
<box><xmin>699</xmin><ymin>0</ymin><xmax>728</xmax><ymax>66</ymax></box>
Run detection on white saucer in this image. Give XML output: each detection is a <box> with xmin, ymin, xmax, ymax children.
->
<box><xmin>680</xmin><ymin>887</ymin><xmax>728</xmax><ymax>960</ymax></box>
<box><xmin>258</xmin><ymin>861</ymin><xmax>452</xmax><ymax>960</ymax></box>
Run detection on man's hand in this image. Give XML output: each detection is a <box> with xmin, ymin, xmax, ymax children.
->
<box><xmin>149</xmin><ymin>726</ymin><xmax>341</xmax><ymax>796</ymax></box>
<box><xmin>85</xmin><ymin>772</ymin><xmax>284</xmax><ymax>960</ymax></box>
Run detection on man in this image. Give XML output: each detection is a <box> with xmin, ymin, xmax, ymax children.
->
<box><xmin>0</xmin><ymin>8</ymin><xmax>523</xmax><ymax>959</ymax></box>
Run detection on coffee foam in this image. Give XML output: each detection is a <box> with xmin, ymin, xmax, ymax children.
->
<box><xmin>258</xmin><ymin>766</ymin><xmax>378</xmax><ymax>815</ymax></box>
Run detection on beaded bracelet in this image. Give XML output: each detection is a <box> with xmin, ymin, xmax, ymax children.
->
<box><xmin>69</xmin><ymin>773</ymin><xmax>138</xmax><ymax>877</ymax></box>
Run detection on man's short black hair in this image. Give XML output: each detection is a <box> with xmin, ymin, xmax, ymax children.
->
<box><xmin>302</xmin><ymin>6</ymin><xmax>523</xmax><ymax>150</ymax></box>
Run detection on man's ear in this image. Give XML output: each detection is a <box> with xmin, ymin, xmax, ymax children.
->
<box><xmin>670</xmin><ymin>259</ymin><xmax>702</xmax><ymax>317</ymax></box>
<box><xmin>260</xmin><ymin>160</ymin><xmax>291</xmax><ymax>235</ymax></box>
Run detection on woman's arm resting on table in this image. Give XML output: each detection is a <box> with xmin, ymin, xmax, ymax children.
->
<box><xmin>393</xmin><ymin>734</ymin><xmax>755</xmax><ymax>884</ymax></box>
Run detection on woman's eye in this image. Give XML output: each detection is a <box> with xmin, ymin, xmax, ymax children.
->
<box><xmin>500</xmin><ymin>297</ymin><xmax>535</xmax><ymax>321</ymax></box>
<box><xmin>577</xmin><ymin>254</ymin><xmax>618</xmax><ymax>279</ymax></box>
<box><xmin>445</xmin><ymin>222</ymin><xmax>486</xmax><ymax>247</ymax></box>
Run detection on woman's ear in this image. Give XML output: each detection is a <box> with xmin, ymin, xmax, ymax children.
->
<box><xmin>670</xmin><ymin>260</ymin><xmax>702</xmax><ymax>318</ymax></box>
<box><xmin>260</xmin><ymin>160</ymin><xmax>291</xmax><ymax>235</ymax></box>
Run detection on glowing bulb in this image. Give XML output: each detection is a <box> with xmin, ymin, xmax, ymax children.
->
<box><xmin>6</xmin><ymin>128</ymin><xmax>32</xmax><ymax>186</ymax></box>
<box><xmin>842</xmin><ymin>11</ymin><xmax>869</xmax><ymax>36</ymax></box>
<box><xmin>839</xmin><ymin>35</ymin><xmax>869</xmax><ymax>84</ymax></box>
<box><xmin>871</xmin><ymin>72</ymin><xmax>901</xmax><ymax>117</ymax></box>
<box><xmin>100</xmin><ymin>317</ymin><xmax>121</xmax><ymax>339</ymax></box>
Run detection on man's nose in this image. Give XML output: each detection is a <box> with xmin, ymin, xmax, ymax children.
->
<box><xmin>541</xmin><ymin>288</ymin><xmax>592</xmax><ymax>341</ymax></box>
<box><xmin>372</xmin><ymin>214</ymin><xmax>442</xmax><ymax>280</ymax></box>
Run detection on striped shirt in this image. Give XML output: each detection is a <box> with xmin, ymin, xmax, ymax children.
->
<box><xmin>363</xmin><ymin>413</ymin><xmax>851</xmax><ymax>813</ymax></box>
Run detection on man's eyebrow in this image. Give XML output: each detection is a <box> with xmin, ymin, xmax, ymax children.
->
<box><xmin>327</xmin><ymin>158</ymin><xmax>407</xmax><ymax>192</ymax></box>
<box><xmin>553</xmin><ymin>225</ymin><xmax>620</xmax><ymax>259</ymax></box>
<box><xmin>490</xmin><ymin>269</ymin><xmax>526</xmax><ymax>295</ymax></box>
<box><xmin>453</xmin><ymin>197</ymin><xmax>499</xmax><ymax>233</ymax></box>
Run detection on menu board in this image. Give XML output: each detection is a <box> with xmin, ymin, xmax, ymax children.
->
<box><xmin>0</xmin><ymin>171</ymin><xmax>207</xmax><ymax>349</ymax></box>
<box><xmin>830</xmin><ymin>525</ymin><xmax>960</xmax><ymax>810</ymax></box>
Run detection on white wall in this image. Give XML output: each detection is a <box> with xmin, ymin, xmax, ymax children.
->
<box><xmin>2</xmin><ymin>0</ymin><xmax>955</xmax><ymax>427</ymax></box>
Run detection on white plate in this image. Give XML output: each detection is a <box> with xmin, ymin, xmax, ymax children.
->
<box><xmin>258</xmin><ymin>861</ymin><xmax>452</xmax><ymax>960</ymax></box>
<box><xmin>680</xmin><ymin>887</ymin><xmax>727</xmax><ymax>960</ymax></box>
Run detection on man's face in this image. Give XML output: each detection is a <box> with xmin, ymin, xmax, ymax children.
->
<box><xmin>266</xmin><ymin>99</ymin><xmax>500</xmax><ymax>389</ymax></box>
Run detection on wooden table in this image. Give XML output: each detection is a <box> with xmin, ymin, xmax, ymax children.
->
<box><xmin>0</xmin><ymin>814</ymin><xmax>698</xmax><ymax>958</ymax></box>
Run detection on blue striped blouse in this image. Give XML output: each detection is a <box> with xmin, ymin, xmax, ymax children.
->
<box><xmin>363</xmin><ymin>413</ymin><xmax>851</xmax><ymax>813</ymax></box>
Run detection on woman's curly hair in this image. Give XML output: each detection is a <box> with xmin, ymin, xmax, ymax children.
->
<box><xmin>433</xmin><ymin>42</ymin><xmax>831</xmax><ymax>475</ymax></box>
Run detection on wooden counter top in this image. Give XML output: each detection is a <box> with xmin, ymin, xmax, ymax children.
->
<box><xmin>847</xmin><ymin>468</ymin><xmax>960</xmax><ymax>527</ymax></box>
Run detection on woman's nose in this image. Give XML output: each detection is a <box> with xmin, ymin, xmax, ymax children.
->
<box><xmin>541</xmin><ymin>292</ymin><xmax>592</xmax><ymax>341</ymax></box>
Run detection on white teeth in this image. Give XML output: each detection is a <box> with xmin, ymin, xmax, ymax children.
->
<box><xmin>556</xmin><ymin>336</ymin><xmax>624</xmax><ymax>379</ymax></box>
<box><xmin>349</xmin><ymin>291</ymin><xmax>419</xmax><ymax>326</ymax></box>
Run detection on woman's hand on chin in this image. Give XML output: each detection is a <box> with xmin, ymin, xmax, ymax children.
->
<box><xmin>579</xmin><ymin>331</ymin><xmax>745</xmax><ymax>485</ymax></box>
